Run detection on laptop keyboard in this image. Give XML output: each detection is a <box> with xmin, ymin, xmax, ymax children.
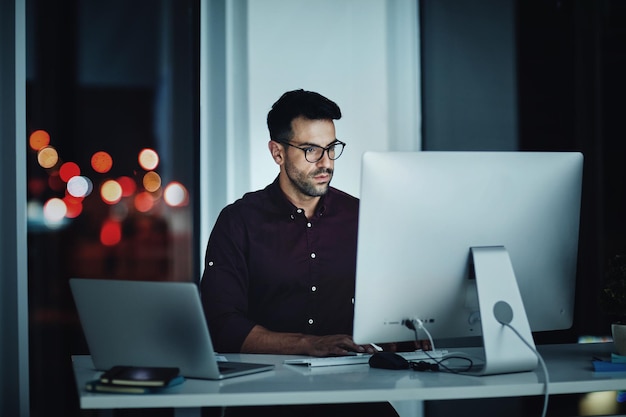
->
<box><xmin>284</xmin><ymin>349</ymin><xmax>448</xmax><ymax>367</ymax></box>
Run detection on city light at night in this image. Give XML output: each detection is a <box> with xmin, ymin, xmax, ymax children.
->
<box><xmin>63</xmin><ymin>194</ymin><xmax>83</xmax><ymax>218</ymax></box>
<box><xmin>29</xmin><ymin>129</ymin><xmax>50</xmax><ymax>151</ymax></box>
<box><xmin>67</xmin><ymin>176</ymin><xmax>93</xmax><ymax>198</ymax></box>
<box><xmin>91</xmin><ymin>151</ymin><xmax>113</xmax><ymax>173</ymax></box>
<box><xmin>164</xmin><ymin>182</ymin><xmax>188</xmax><ymax>207</ymax></box>
<box><xmin>138</xmin><ymin>148</ymin><xmax>159</xmax><ymax>170</ymax></box>
<box><xmin>134</xmin><ymin>191</ymin><xmax>154</xmax><ymax>213</ymax></box>
<box><xmin>59</xmin><ymin>162</ymin><xmax>81</xmax><ymax>182</ymax></box>
<box><xmin>43</xmin><ymin>198</ymin><xmax>67</xmax><ymax>223</ymax></box>
<box><xmin>117</xmin><ymin>176</ymin><xmax>137</xmax><ymax>197</ymax></box>
<box><xmin>100</xmin><ymin>220</ymin><xmax>122</xmax><ymax>246</ymax></box>
<box><xmin>100</xmin><ymin>180</ymin><xmax>123</xmax><ymax>204</ymax></box>
<box><xmin>28</xmin><ymin>131</ymin><xmax>189</xmax><ymax>245</ymax></box>
<box><xmin>143</xmin><ymin>171</ymin><xmax>161</xmax><ymax>193</ymax></box>
<box><xmin>37</xmin><ymin>146</ymin><xmax>59</xmax><ymax>169</ymax></box>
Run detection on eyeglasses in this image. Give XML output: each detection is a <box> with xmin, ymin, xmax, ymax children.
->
<box><xmin>277</xmin><ymin>140</ymin><xmax>346</xmax><ymax>163</ymax></box>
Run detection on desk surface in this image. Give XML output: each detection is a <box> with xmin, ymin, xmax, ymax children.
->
<box><xmin>73</xmin><ymin>342</ymin><xmax>626</xmax><ymax>410</ymax></box>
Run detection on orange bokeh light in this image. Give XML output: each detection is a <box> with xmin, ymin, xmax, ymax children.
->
<box><xmin>37</xmin><ymin>146</ymin><xmax>59</xmax><ymax>169</ymax></box>
<box><xmin>142</xmin><ymin>171</ymin><xmax>162</xmax><ymax>192</ymax></box>
<box><xmin>29</xmin><ymin>130</ymin><xmax>51</xmax><ymax>151</ymax></box>
<box><xmin>59</xmin><ymin>162</ymin><xmax>81</xmax><ymax>182</ymax></box>
<box><xmin>91</xmin><ymin>151</ymin><xmax>113</xmax><ymax>173</ymax></box>
<box><xmin>100</xmin><ymin>220</ymin><xmax>122</xmax><ymax>246</ymax></box>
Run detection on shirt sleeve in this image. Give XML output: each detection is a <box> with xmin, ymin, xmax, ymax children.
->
<box><xmin>200</xmin><ymin>205</ymin><xmax>256</xmax><ymax>352</ymax></box>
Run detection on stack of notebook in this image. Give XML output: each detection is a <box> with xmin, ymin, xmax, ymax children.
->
<box><xmin>85</xmin><ymin>366</ymin><xmax>185</xmax><ymax>394</ymax></box>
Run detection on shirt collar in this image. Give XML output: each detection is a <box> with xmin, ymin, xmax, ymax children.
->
<box><xmin>268</xmin><ymin>176</ymin><xmax>329</xmax><ymax>218</ymax></box>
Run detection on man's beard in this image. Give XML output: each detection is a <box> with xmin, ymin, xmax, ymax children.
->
<box><xmin>285</xmin><ymin>165</ymin><xmax>334</xmax><ymax>197</ymax></box>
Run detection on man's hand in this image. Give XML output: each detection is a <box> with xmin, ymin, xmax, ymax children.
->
<box><xmin>240</xmin><ymin>325</ymin><xmax>377</xmax><ymax>357</ymax></box>
<box><xmin>303</xmin><ymin>334</ymin><xmax>377</xmax><ymax>357</ymax></box>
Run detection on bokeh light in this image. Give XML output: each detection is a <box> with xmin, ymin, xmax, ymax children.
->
<box><xmin>138</xmin><ymin>148</ymin><xmax>159</xmax><ymax>171</ymax></box>
<box><xmin>164</xmin><ymin>182</ymin><xmax>188</xmax><ymax>207</ymax></box>
<box><xmin>579</xmin><ymin>391</ymin><xmax>620</xmax><ymax>415</ymax></box>
<box><xmin>100</xmin><ymin>180</ymin><xmax>123</xmax><ymax>204</ymax></box>
<box><xmin>63</xmin><ymin>195</ymin><xmax>83</xmax><ymax>218</ymax></box>
<box><xmin>29</xmin><ymin>130</ymin><xmax>51</xmax><ymax>151</ymax></box>
<box><xmin>37</xmin><ymin>146</ymin><xmax>59</xmax><ymax>169</ymax></box>
<box><xmin>43</xmin><ymin>198</ymin><xmax>67</xmax><ymax>223</ymax></box>
<box><xmin>117</xmin><ymin>176</ymin><xmax>137</xmax><ymax>197</ymax></box>
<box><xmin>67</xmin><ymin>175</ymin><xmax>93</xmax><ymax>198</ymax></box>
<box><xmin>143</xmin><ymin>171</ymin><xmax>161</xmax><ymax>192</ymax></box>
<box><xmin>59</xmin><ymin>162</ymin><xmax>81</xmax><ymax>182</ymax></box>
<box><xmin>100</xmin><ymin>220</ymin><xmax>122</xmax><ymax>246</ymax></box>
<box><xmin>29</xmin><ymin>133</ymin><xmax>190</xmax><ymax>229</ymax></box>
<box><xmin>134</xmin><ymin>192</ymin><xmax>154</xmax><ymax>213</ymax></box>
<box><xmin>27</xmin><ymin>200</ymin><xmax>43</xmax><ymax>221</ymax></box>
<box><xmin>91</xmin><ymin>151</ymin><xmax>113</xmax><ymax>173</ymax></box>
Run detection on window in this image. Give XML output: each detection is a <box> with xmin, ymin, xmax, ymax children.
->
<box><xmin>26</xmin><ymin>1</ymin><xmax>199</xmax><ymax>414</ymax></box>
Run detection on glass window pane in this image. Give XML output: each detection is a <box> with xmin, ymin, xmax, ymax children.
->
<box><xmin>26</xmin><ymin>0</ymin><xmax>199</xmax><ymax>415</ymax></box>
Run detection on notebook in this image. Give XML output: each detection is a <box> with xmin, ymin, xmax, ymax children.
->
<box><xmin>69</xmin><ymin>278</ymin><xmax>274</xmax><ymax>380</ymax></box>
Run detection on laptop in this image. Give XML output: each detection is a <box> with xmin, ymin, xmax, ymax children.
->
<box><xmin>69</xmin><ymin>278</ymin><xmax>274</xmax><ymax>380</ymax></box>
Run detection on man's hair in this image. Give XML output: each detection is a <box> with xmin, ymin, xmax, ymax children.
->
<box><xmin>267</xmin><ymin>89</ymin><xmax>342</xmax><ymax>141</ymax></box>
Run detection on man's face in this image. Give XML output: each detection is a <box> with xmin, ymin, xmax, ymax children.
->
<box><xmin>282</xmin><ymin>116</ymin><xmax>336</xmax><ymax>198</ymax></box>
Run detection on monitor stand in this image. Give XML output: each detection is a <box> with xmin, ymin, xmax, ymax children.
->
<box><xmin>469</xmin><ymin>246</ymin><xmax>538</xmax><ymax>375</ymax></box>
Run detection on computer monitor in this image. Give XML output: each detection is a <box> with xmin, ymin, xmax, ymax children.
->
<box><xmin>352</xmin><ymin>151</ymin><xmax>583</xmax><ymax>375</ymax></box>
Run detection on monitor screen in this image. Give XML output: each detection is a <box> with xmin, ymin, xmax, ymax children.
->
<box><xmin>352</xmin><ymin>151</ymin><xmax>583</xmax><ymax>350</ymax></box>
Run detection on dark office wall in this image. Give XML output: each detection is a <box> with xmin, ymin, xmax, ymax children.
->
<box><xmin>421</xmin><ymin>0</ymin><xmax>517</xmax><ymax>151</ymax></box>
<box><xmin>421</xmin><ymin>0</ymin><xmax>626</xmax><ymax>340</ymax></box>
<box><xmin>516</xmin><ymin>0</ymin><xmax>626</xmax><ymax>338</ymax></box>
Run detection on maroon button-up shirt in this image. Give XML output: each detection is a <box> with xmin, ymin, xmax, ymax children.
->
<box><xmin>200</xmin><ymin>177</ymin><xmax>359</xmax><ymax>352</ymax></box>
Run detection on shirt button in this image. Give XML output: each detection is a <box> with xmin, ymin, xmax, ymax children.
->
<box><xmin>307</xmin><ymin>222</ymin><xmax>312</xmax><ymax>228</ymax></box>
<box><xmin>310</xmin><ymin>253</ymin><xmax>316</xmax><ymax>259</ymax></box>
<box><xmin>297</xmin><ymin>209</ymin><xmax>303</xmax><ymax>214</ymax></box>
<box><xmin>208</xmin><ymin>261</ymin><xmax>214</xmax><ymax>267</ymax></box>
<box><xmin>311</xmin><ymin>286</ymin><xmax>317</xmax><ymax>292</ymax></box>
<box><xmin>308</xmin><ymin>318</ymin><xmax>314</xmax><ymax>325</ymax></box>
<box><xmin>290</xmin><ymin>214</ymin><xmax>295</xmax><ymax>220</ymax></box>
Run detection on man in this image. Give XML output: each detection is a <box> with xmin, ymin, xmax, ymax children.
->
<box><xmin>201</xmin><ymin>89</ymin><xmax>398</xmax><ymax>416</ymax></box>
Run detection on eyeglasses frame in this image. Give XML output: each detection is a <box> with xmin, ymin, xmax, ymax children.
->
<box><xmin>276</xmin><ymin>139</ymin><xmax>346</xmax><ymax>163</ymax></box>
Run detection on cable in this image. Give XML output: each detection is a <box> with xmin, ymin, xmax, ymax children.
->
<box><xmin>502</xmin><ymin>322</ymin><xmax>550</xmax><ymax>417</ymax></box>
<box><xmin>404</xmin><ymin>318</ymin><xmax>474</xmax><ymax>374</ymax></box>
<box><xmin>416</xmin><ymin>319</ymin><xmax>436</xmax><ymax>352</ymax></box>
<box><xmin>405</xmin><ymin>317</ymin><xmax>549</xmax><ymax>417</ymax></box>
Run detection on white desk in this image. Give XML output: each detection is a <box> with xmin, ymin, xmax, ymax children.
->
<box><xmin>72</xmin><ymin>343</ymin><xmax>626</xmax><ymax>416</ymax></box>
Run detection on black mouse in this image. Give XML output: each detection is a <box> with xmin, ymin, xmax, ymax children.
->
<box><xmin>368</xmin><ymin>352</ymin><xmax>410</xmax><ymax>370</ymax></box>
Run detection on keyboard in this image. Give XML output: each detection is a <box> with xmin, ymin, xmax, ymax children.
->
<box><xmin>284</xmin><ymin>349</ymin><xmax>448</xmax><ymax>368</ymax></box>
